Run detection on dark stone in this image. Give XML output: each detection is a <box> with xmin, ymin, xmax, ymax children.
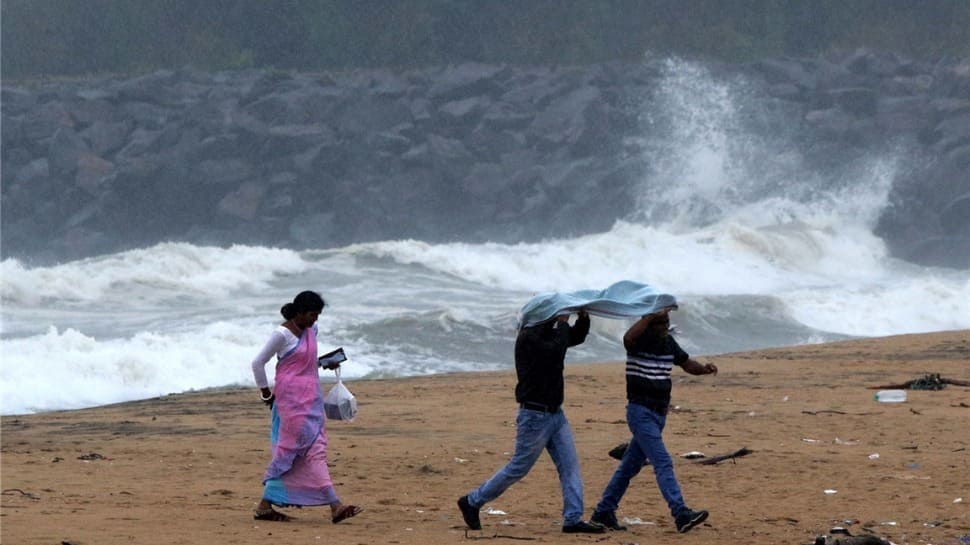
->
<box><xmin>81</xmin><ymin>120</ymin><xmax>131</xmax><ymax>155</ymax></box>
<box><xmin>940</xmin><ymin>193</ymin><xmax>970</xmax><ymax>236</ymax></box>
<box><xmin>47</xmin><ymin>128</ymin><xmax>89</xmax><ymax>177</ymax></box>
<box><xmin>827</xmin><ymin>87</ymin><xmax>878</xmax><ymax>116</ymax></box>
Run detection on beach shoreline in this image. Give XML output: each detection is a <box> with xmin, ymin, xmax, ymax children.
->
<box><xmin>2</xmin><ymin>330</ymin><xmax>968</xmax><ymax>544</ymax></box>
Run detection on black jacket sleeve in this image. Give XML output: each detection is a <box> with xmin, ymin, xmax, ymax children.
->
<box><xmin>567</xmin><ymin>313</ymin><xmax>590</xmax><ymax>346</ymax></box>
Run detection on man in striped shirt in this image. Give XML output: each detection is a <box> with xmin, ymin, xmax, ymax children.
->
<box><xmin>590</xmin><ymin>308</ymin><xmax>718</xmax><ymax>534</ymax></box>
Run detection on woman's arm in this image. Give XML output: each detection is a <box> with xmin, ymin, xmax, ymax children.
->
<box><xmin>250</xmin><ymin>329</ymin><xmax>287</xmax><ymax>390</ymax></box>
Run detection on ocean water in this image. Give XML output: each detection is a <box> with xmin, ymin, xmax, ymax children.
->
<box><xmin>2</xmin><ymin>59</ymin><xmax>968</xmax><ymax>415</ymax></box>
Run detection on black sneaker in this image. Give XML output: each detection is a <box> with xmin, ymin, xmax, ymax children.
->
<box><xmin>562</xmin><ymin>520</ymin><xmax>606</xmax><ymax>534</ymax></box>
<box><xmin>675</xmin><ymin>508</ymin><xmax>708</xmax><ymax>533</ymax></box>
<box><xmin>607</xmin><ymin>442</ymin><xmax>629</xmax><ymax>460</ymax></box>
<box><xmin>457</xmin><ymin>495</ymin><xmax>481</xmax><ymax>530</ymax></box>
<box><xmin>591</xmin><ymin>510</ymin><xmax>627</xmax><ymax>531</ymax></box>
<box><xmin>608</xmin><ymin>442</ymin><xmax>651</xmax><ymax>466</ymax></box>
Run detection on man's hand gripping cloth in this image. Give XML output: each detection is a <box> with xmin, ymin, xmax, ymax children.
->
<box><xmin>517</xmin><ymin>280</ymin><xmax>678</xmax><ymax>330</ymax></box>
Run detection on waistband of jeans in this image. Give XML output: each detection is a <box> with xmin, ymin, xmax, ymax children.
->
<box><xmin>629</xmin><ymin>397</ymin><xmax>669</xmax><ymax>415</ymax></box>
<box><xmin>520</xmin><ymin>401</ymin><xmax>560</xmax><ymax>413</ymax></box>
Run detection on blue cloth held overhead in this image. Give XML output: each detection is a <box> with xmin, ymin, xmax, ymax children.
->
<box><xmin>517</xmin><ymin>280</ymin><xmax>678</xmax><ymax>330</ymax></box>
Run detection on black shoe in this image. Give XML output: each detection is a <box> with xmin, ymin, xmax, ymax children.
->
<box><xmin>608</xmin><ymin>442</ymin><xmax>651</xmax><ymax>466</ymax></box>
<box><xmin>608</xmin><ymin>442</ymin><xmax>629</xmax><ymax>460</ymax></box>
<box><xmin>457</xmin><ymin>495</ymin><xmax>481</xmax><ymax>530</ymax></box>
<box><xmin>591</xmin><ymin>510</ymin><xmax>627</xmax><ymax>531</ymax></box>
<box><xmin>562</xmin><ymin>520</ymin><xmax>606</xmax><ymax>534</ymax></box>
<box><xmin>675</xmin><ymin>508</ymin><xmax>708</xmax><ymax>533</ymax></box>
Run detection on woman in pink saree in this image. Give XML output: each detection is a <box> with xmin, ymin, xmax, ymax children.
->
<box><xmin>250</xmin><ymin>291</ymin><xmax>362</xmax><ymax>523</ymax></box>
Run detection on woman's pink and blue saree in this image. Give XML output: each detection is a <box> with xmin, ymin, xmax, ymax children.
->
<box><xmin>262</xmin><ymin>326</ymin><xmax>339</xmax><ymax>507</ymax></box>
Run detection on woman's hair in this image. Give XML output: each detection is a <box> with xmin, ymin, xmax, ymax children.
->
<box><xmin>280</xmin><ymin>290</ymin><xmax>326</xmax><ymax>320</ymax></box>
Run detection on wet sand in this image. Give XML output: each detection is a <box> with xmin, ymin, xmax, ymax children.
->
<box><xmin>2</xmin><ymin>330</ymin><xmax>969</xmax><ymax>545</ymax></box>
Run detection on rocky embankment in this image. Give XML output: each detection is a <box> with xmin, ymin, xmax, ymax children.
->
<box><xmin>2</xmin><ymin>49</ymin><xmax>968</xmax><ymax>267</ymax></box>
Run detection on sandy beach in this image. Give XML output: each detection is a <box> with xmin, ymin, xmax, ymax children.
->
<box><xmin>2</xmin><ymin>330</ymin><xmax>969</xmax><ymax>545</ymax></box>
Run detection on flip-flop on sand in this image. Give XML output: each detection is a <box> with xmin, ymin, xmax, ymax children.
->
<box><xmin>332</xmin><ymin>505</ymin><xmax>363</xmax><ymax>524</ymax></box>
<box><xmin>253</xmin><ymin>508</ymin><xmax>294</xmax><ymax>522</ymax></box>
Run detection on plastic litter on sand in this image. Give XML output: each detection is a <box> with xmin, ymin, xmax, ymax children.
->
<box><xmin>874</xmin><ymin>389</ymin><xmax>907</xmax><ymax>402</ymax></box>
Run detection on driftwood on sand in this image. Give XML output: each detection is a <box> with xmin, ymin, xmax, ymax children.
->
<box><xmin>607</xmin><ymin>444</ymin><xmax>752</xmax><ymax>465</ymax></box>
<box><xmin>868</xmin><ymin>373</ymin><xmax>970</xmax><ymax>390</ymax></box>
<box><xmin>693</xmin><ymin>447</ymin><xmax>753</xmax><ymax>465</ymax></box>
<box><xmin>811</xmin><ymin>527</ymin><xmax>893</xmax><ymax>545</ymax></box>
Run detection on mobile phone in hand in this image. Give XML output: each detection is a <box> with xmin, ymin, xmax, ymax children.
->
<box><xmin>318</xmin><ymin>347</ymin><xmax>347</xmax><ymax>368</ymax></box>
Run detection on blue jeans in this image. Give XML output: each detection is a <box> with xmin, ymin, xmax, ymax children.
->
<box><xmin>594</xmin><ymin>403</ymin><xmax>687</xmax><ymax>519</ymax></box>
<box><xmin>467</xmin><ymin>408</ymin><xmax>585</xmax><ymax>525</ymax></box>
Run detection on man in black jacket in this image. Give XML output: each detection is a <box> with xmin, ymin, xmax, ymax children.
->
<box><xmin>458</xmin><ymin>311</ymin><xmax>605</xmax><ymax>534</ymax></box>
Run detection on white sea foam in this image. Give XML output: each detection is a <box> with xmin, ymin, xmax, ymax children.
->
<box><xmin>3</xmin><ymin>222</ymin><xmax>965</xmax><ymax>416</ymax></box>
<box><xmin>2</xmin><ymin>58</ymin><xmax>967</xmax><ymax>415</ymax></box>
<box><xmin>0</xmin><ymin>243</ymin><xmax>306</xmax><ymax>305</ymax></box>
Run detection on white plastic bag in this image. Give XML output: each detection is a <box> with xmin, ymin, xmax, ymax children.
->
<box><xmin>324</xmin><ymin>368</ymin><xmax>357</xmax><ymax>421</ymax></box>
